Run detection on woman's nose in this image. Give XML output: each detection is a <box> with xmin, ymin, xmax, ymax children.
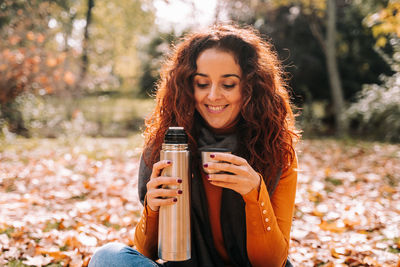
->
<box><xmin>207</xmin><ymin>85</ymin><xmax>221</xmax><ymax>101</ymax></box>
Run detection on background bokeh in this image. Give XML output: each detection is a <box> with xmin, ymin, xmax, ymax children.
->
<box><xmin>1</xmin><ymin>0</ymin><xmax>399</xmax><ymax>142</ymax></box>
<box><xmin>0</xmin><ymin>1</ymin><xmax>399</xmax><ymax>266</ymax></box>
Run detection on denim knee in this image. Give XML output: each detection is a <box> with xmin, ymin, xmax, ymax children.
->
<box><xmin>89</xmin><ymin>242</ymin><xmax>159</xmax><ymax>267</ymax></box>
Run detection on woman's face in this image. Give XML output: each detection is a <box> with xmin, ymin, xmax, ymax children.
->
<box><xmin>193</xmin><ymin>48</ymin><xmax>242</xmax><ymax>129</ymax></box>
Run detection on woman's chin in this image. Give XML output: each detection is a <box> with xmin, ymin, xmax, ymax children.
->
<box><xmin>205</xmin><ymin>120</ymin><xmax>227</xmax><ymax>129</ymax></box>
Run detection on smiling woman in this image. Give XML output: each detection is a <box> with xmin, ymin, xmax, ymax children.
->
<box><xmin>89</xmin><ymin>24</ymin><xmax>300</xmax><ymax>267</ymax></box>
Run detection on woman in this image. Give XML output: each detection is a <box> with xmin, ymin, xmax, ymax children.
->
<box><xmin>89</xmin><ymin>24</ymin><xmax>300</xmax><ymax>267</ymax></box>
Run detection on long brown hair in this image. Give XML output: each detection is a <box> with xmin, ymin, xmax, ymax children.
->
<box><xmin>144</xmin><ymin>24</ymin><xmax>300</xmax><ymax>192</ymax></box>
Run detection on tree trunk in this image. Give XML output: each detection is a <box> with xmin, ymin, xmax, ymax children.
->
<box><xmin>326</xmin><ymin>0</ymin><xmax>348</xmax><ymax>136</ymax></box>
<box><xmin>80</xmin><ymin>0</ymin><xmax>94</xmax><ymax>85</ymax></box>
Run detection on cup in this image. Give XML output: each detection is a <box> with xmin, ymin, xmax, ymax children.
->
<box><xmin>200</xmin><ymin>148</ymin><xmax>231</xmax><ymax>174</ymax></box>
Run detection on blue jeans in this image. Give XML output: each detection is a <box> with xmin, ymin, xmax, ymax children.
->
<box><xmin>89</xmin><ymin>242</ymin><xmax>162</xmax><ymax>267</ymax></box>
<box><xmin>89</xmin><ymin>242</ymin><xmax>294</xmax><ymax>266</ymax></box>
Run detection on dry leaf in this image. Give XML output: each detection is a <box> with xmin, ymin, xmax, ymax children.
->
<box><xmin>319</xmin><ymin>221</ymin><xmax>346</xmax><ymax>233</ymax></box>
<box><xmin>23</xmin><ymin>255</ymin><xmax>53</xmax><ymax>266</ymax></box>
<box><xmin>1</xmin><ymin>139</ymin><xmax>399</xmax><ymax>266</ymax></box>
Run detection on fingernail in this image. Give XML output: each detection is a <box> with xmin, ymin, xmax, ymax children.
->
<box><xmin>210</xmin><ymin>154</ymin><xmax>215</xmax><ymax>158</ymax></box>
<box><xmin>178</xmin><ymin>190</ymin><xmax>183</xmax><ymax>194</ymax></box>
<box><xmin>203</xmin><ymin>163</ymin><xmax>208</xmax><ymax>168</ymax></box>
<box><xmin>167</xmin><ymin>160</ymin><xmax>171</xmax><ymax>164</ymax></box>
<box><xmin>207</xmin><ymin>175</ymin><xmax>211</xmax><ymax>179</ymax></box>
<box><xmin>173</xmin><ymin>198</ymin><xmax>178</xmax><ymax>202</ymax></box>
<box><xmin>177</xmin><ymin>179</ymin><xmax>182</xmax><ymax>183</ymax></box>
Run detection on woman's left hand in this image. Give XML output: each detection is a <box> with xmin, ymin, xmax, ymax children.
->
<box><xmin>203</xmin><ymin>153</ymin><xmax>261</xmax><ymax>195</ymax></box>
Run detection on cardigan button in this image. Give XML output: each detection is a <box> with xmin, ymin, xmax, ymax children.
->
<box><xmin>262</xmin><ymin>210</ymin><xmax>267</xmax><ymax>214</ymax></box>
<box><xmin>267</xmin><ymin>226</ymin><xmax>271</xmax><ymax>231</ymax></box>
<box><xmin>261</xmin><ymin>202</ymin><xmax>265</xmax><ymax>207</ymax></box>
<box><xmin>265</xmin><ymin>218</ymin><xmax>269</xmax><ymax>223</ymax></box>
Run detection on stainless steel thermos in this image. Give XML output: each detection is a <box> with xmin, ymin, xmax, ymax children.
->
<box><xmin>158</xmin><ymin>126</ymin><xmax>191</xmax><ymax>261</ymax></box>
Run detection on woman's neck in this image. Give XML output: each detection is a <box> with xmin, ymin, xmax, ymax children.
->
<box><xmin>205</xmin><ymin>116</ymin><xmax>240</xmax><ymax>135</ymax></box>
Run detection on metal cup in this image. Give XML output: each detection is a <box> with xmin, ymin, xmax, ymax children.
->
<box><xmin>200</xmin><ymin>148</ymin><xmax>231</xmax><ymax>174</ymax></box>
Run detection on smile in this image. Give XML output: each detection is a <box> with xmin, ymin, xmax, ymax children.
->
<box><xmin>205</xmin><ymin>104</ymin><xmax>228</xmax><ymax>113</ymax></box>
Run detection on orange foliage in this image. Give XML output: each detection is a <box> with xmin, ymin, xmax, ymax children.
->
<box><xmin>0</xmin><ymin>1</ymin><xmax>78</xmax><ymax>105</ymax></box>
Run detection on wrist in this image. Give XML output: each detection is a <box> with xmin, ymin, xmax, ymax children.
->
<box><xmin>147</xmin><ymin>204</ymin><xmax>159</xmax><ymax>212</ymax></box>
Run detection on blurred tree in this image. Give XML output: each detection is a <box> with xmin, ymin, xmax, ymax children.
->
<box><xmin>87</xmin><ymin>0</ymin><xmax>155</xmax><ymax>94</ymax></box>
<box><xmin>220</xmin><ymin>0</ymin><xmax>392</xmax><ymax>135</ymax></box>
<box><xmin>137</xmin><ymin>30</ymin><xmax>181</xmax><ymax>97</ymax></box>
<box><xmin>345</xmin><ymin>0</ymin><xmax>400</xmax><ymax>142</ymax></box>
<box><xmin>0</xmin><ymin>0</ymin><xmax>78</xmax><ymax>136</ymax></box>
<box><xmin>79</xmin><ymin>0</ymin><xmax>95</xmax><ymax>85</ymax></box>
<box><xmin>225</xmin><ymin>0</ymin><xmax>347</xmax><ymax>134</ymax></box>
<box><xmin>0</xmin><ymin>0</ymin><xmax>156</xmax><ymax>136</ymax></box>
<box><xmin>326</xmin><ymin>0</ymin><xmax>347</xmax><ymax>135</ymax></box>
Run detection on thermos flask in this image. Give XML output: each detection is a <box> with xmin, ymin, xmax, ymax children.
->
<box><xmin>158</xmin><ymin>126</ymin><xmax>191</xmax><ymax>261</ymax></box>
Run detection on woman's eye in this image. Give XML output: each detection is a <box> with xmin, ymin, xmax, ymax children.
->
<box><xmin>223</xmin><ymin>84</ymin><xmax>236</xmax><ymax>89</ymax></box>
<box><xmin>196</xmin><ymin>83</ymin><xmax>209</xmax><ymax>88</ymax></box>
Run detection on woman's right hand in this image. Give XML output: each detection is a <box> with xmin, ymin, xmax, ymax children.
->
<box><xmin>146</xmin><ymin>160</ymin><xmax>182</xmax><ymax>212</ymax></box>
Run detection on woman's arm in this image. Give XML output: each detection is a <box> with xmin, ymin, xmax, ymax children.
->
<box><xmin>242</xmin><ymin>154</ymin><xmax>298</xmax><ymax>267</ymax></box>
<box><xmin>133</xmin><ymin>198</ymin><xmax>159</xmax><ymax>259</ymax></box>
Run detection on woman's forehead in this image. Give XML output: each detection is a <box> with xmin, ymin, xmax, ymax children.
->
<box><xmin>195</xmin><ymin>48</ymin><xmax>241</xmax><ymax>76</ymax></box>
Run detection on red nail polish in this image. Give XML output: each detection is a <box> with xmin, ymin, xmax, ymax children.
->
<box><xmin>177</xmin><ymin>179</ymin><xmax>182</xmax><ymax>183</ymax></box>
<box><xmin>178</xmin><ymin>190</ymin><xmax>183</xmax><ymax>194</ymax></box>
<box><xmin>167</xmin><ymin>160</ymin><xmax>171</xmax><ymax>164</ymax></box>
<box><xmin>210</xmin><ymin>154</ymin><xmax>215</xmax><ymax>158</ymax></box>
<box><xmin>203</xmin><ymin>163</ymin><xmax>208</xmax><ymax>168</ymax></box>
<box><xmin>173</xmin><ymin>198</ymin><xmax>178</xmax><ymax>202</ymax></box>
<box><xmin>207</xmin><ymin>175</ymin><xmax>210</xmax><ymax>179</ymax></box>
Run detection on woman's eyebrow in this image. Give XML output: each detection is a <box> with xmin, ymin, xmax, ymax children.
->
<box><xmin>194</xmin><ymin>73</ymin><xmax>241</xmax><ymax>79</ymax></box>
<box><xmin>222</xmin><ymin>74</ymin><xmax>241</xmax><ymax>79</ymax></box>
<box><xmin>193</xmin><ymin>73</ymin><xmax>208</xmax><ymax>77</ymax></box>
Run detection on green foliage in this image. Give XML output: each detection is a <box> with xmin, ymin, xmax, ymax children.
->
<box><xmin>222</xmin><ymin>1</ymin><xmax>393</xmax><ymax>103</ymax></box>
<box><xmin>365</xmin><ymin>0</ymin><xmax>400</xmax><ymax>47</ymax></box>
<box><xmin>88</xmin><ymin>0</ymin><xmax>155</xmax><ymax>93</ymax></box>
<box><xmin>346</xmin><ymin>72</ymin><xmax>400</xmax><ymax>142</ymax></box>
<box><xmin>337</xmin><ymin>4</ymin><xmax>394</xmax><ymax>99</ymax></box>
<box><xmin>137</xmin><ymin>30</ymin><xmax>181</xmax><ymax>97</ymax></box>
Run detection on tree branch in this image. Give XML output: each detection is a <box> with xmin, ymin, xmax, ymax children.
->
<box><xmin>307</xmin><ymin>17</ymin><xmax>326</xmax><ymax>54</ymax></box>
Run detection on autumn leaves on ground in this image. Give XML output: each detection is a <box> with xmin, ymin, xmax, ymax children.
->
<box><xmin>0</xmin><ymin>137</ymin><xmax>399</xmax><ymax>266</ymax></box>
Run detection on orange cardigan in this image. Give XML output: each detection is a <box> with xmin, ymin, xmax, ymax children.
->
<box><xmin>134</xmin><ymin>155</ymin><xmax>298</xmax><ymax>267</ymax></box>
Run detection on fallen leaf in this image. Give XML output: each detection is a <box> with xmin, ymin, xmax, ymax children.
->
<box><xmin>23</xmin><ymin>255</ymin><xmax>53</xmax><ymax>266</ymax></box>
<box><xmin>319</xmin><ymin>221</ymin><xmax>346</xmax><ymax>233</ymax></box>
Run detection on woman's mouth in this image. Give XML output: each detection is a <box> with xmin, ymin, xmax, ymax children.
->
<box><xmin>205</xmin><ymin>104</ymin><xmax>228</xmax><ymax>113</ymax></box>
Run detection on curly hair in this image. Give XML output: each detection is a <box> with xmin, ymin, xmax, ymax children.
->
<box><xmin>143</xmin><ymin>24</ymin><xmax>300</xmax><ymax>192</ymax></box>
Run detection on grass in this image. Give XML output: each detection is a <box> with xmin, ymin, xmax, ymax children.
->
<box><xmin>0</xmin><ymin>134</ymin><xmax>146</xmax><ymax>160</ymax></box>
<box><xmin>73</xmin><ymin>96</ymin><xmax>155</xmax><ymax>123</ymax></box>
<box><xmin>14</xmin><ymin>94</ymin><xmax>156</xmax><ymax>138</ymax></box>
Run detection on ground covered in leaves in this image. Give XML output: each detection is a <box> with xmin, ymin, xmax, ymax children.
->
<box><xmin>0</xmin><ymin>137</ymin><xmax>399</xmax><ymax>266</ymax></box>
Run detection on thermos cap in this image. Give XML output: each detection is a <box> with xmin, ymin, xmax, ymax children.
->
<box><xmin>164</xmin><ymin>127</ymin><xmax>188</xmax><ymax>144</ymax></box>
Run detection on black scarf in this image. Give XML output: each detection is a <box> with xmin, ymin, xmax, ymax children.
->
<box><xmin>138</xmin><ymin>125</ymin><xmax>282</xmax><ymax>267</ymax></box>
